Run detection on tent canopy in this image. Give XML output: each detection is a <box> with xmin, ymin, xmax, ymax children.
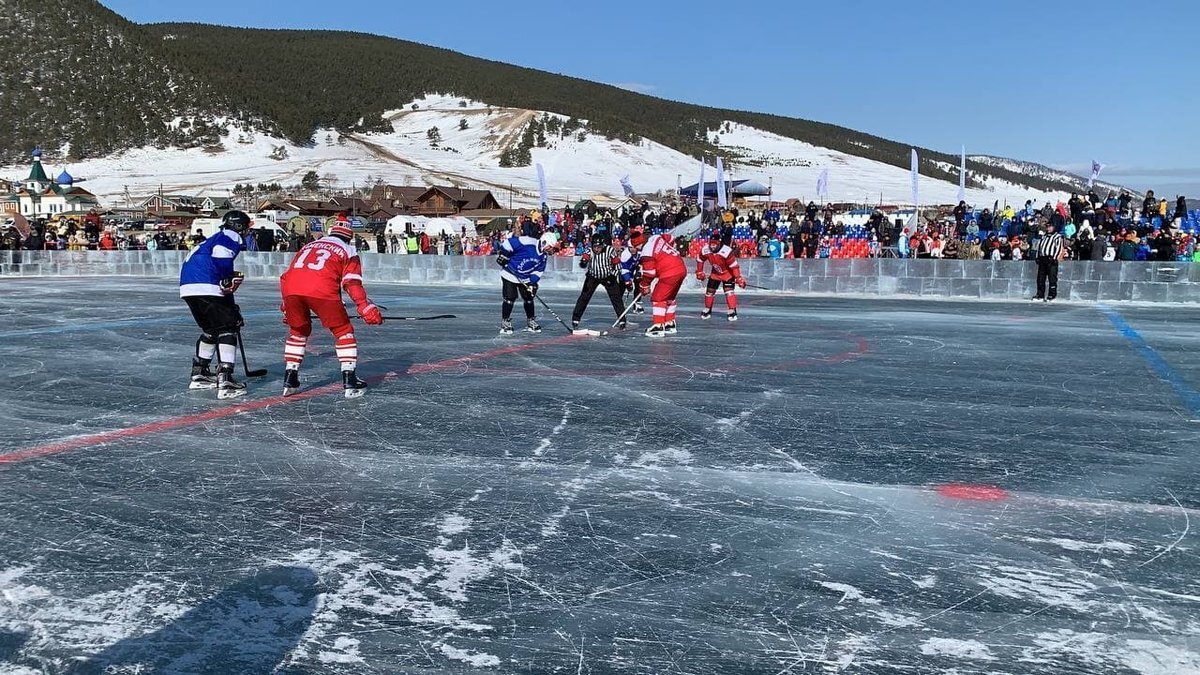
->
<box><xmin>679</xmin><ymin>179</ymin><xmax>771</xmax><ymax>198</ymax></box>
<box><xmin>385</xmin><ymin>214</ymin><xmax>428</xmax><ymax>233</ymax></box>
<box><xmin>424</xmin><ymin>216</ymin><xmax>476</xmax><ymax>238</ymax></box>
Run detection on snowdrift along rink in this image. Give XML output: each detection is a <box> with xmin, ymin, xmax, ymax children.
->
<box><xmin>1</xmin><ymin>250</ymin><xmax>1198</xmax><ymax>303</ymax></box>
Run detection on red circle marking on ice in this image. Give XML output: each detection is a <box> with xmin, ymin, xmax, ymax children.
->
<box><xmin>935</xmin><ymin>483</ymin><xmax>1010</xmax><ymax>501</ymax></box>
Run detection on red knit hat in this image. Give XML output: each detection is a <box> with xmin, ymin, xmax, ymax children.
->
<box><xmin>330</xmin><ymin>215</ymin><xmax>353</xmax><ymax>240</ymax></box>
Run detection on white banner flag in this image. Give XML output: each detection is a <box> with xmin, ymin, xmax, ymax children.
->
<box><xmin>910</xmin><ymin>149</ymin><xmax>919</xmax><ymax>210</ymax></box>
<box><xmin>697</xmin><ymin>159</ymin><xmax>705</xmax><ymax>207</ymax></box>
<box><xmin>715</xmin><ymin>157</ymin><xmax>727</xmax><ymax>208</ymax></box>
<box><xmin>817</xmin><ymin>169</ymin><xmax>829</xmax><ymax>199</ymax></box>
<box><xmin>1088</xmin><ymin>160</ymin><xmax>1104</xmax><ymax>188</ymax></box>
<box><xmin>957</xmin><ymin>145</ymin><xmax>966</xmax><ymax>203</ymax></box>
<box><xmin>536</xmin><ymin>163</ymin><xmax>549</xmax><ymax>207</ymax></box>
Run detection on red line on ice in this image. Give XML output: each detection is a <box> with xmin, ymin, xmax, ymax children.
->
<box><xmin>935</xmin><ymin>483</ymin><xmax>1010</xmax><ymax>501</ymax></box>
<box><xmin>0</xmin><ymin>334</ymin><xmax>583</xmax><ymax>465</ymax></box>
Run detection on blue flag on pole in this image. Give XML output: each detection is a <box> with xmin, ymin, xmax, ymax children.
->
<box><xmin>619</xmin><ymin>175</ymin><xmax>634</xmax><ymax>198</ymax></box>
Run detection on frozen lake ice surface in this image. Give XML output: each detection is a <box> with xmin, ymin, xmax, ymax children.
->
<box><xmin>1</xmin><ymin>278</ymin><xmax>1199</xmax><ymax>674</ymax></box>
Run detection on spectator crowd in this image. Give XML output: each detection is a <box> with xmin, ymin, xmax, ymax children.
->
<box><xmin>5</xmin><ymin>189</ymin><xmax>1197</xmax><ymax>264</ymax></box>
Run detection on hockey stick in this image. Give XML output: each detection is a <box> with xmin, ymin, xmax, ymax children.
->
<box><xmin>382</xmin><ymin>314</ymin><xmax>456</xmax><ymax>321</ymax></box>
<box><xmin>353</xmin><ymin>314</ymin><xmax>458</xmax><ymax>321</ymax></box>
<box><xmin>599</xmin><ymin>292</ymin><xmax>644</xmax><ymax>336</ymax></box>
<box><xmin>524</xmin><ymin>284</ymin><xmax>600</xmax><ymax>336</ymax></box>
<box><xmin>236</xmin><ymin>331</ymin><xmax>269</xmax><ymax>378</ymax></box>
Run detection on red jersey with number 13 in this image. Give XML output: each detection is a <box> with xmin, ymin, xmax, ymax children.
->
<box><xmin>281</xmin><ymin>236</ymin><xmax>363</xmax><ymax>300</ymax></box>
<box><xmin>638</xmin><ymin>233</ymin><xmax>687</xmax><ymax>280</ymax></box>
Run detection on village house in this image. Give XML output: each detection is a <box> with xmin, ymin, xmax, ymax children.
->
<box><xmin>413</xmin><ymin>186</ymin><xmax>500</xmax><ymax>216</ymax></box>
<box><xmin>138</xmin><ymin>193</ymin><xmax>201</xmax><ymax>214</ymax></box>
<box><xmin>200</xmin><ymin>195</ymin><xmax>232</xmax><ymax>212</ymax></box>
<box><xmin>369</xmin><ymin>184</ymin><xmax>427</xmax><ymax>212</ymax></box>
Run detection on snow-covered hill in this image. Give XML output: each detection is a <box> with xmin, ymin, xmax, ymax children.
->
<box><xmin>6</xmin><ymin>95</ymin><xmax>1082</xmax><ymax>210</ymax></box>
<box><xmin>968</xmin><ymin>155</ymin><xmax>1133</xmax><ymax>199</ymax></box>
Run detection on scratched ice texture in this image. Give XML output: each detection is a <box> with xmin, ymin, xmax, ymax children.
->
<box><xmin>1</xmin><ymin>278</ymin><xmax>1198</xmax><ymax>674</ymax></box>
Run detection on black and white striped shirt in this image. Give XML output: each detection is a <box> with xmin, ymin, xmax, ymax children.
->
<box><xmin>583</xmin><ymin>245</ymin><xmax>621</xmax><ymax>279</ymax></box>
<box><xmin>1036</xmin><ymin>232</ymin><xmax>1064</xmax><ymax>259</ymax></box>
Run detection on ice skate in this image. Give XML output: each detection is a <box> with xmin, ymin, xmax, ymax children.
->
<box><xmin>700</xmin><ymin>309</ymin><xmax>712</xmax><ymax>320</ymax></box>
<box><xmin>189</xmin><ymin>360</ymin><xmax>217</xmax><ymax>390</ymax></box>
<box><xmin>216</xmin><ymin>364</ymin><xmax>246</xmax><ymax>400</ymax></box>
<box><xmin>282</xmin><ymin>368</ymin><xmax>301</xmax><ymax>397</ymax></box>
<box><xmin>343</xmin><ymin>370</ymin><xmax>368</xmax><ymax>399</ymax></box>
<box><xmin>664</xmin><ymin>321</ymin><xmax>678</xmax><ymax>335</ymax></box>
<box><xmin>526</xmin><ymin>318</ymin><xmax>542</xmax><ymax>333</ymax></box>
<box><xmin>645</xmin><ymin>323</ymin><xmax>666</xmax><ymax>338</ymax></box>
<box><xmin>727</xmin><ymin>310</ymin><xmax>738</xmax><ymax>322</ymax></box>
<box><xmin>499</xmin><ymin>318</ymin><xmax>514</xmax><ymax>335</ymax></box>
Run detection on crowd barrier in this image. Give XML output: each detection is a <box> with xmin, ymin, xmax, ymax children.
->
<box><xmin>1</xmin><ymin>250</ymin><xmax>1197</xmax><ymax>303</ymax></box>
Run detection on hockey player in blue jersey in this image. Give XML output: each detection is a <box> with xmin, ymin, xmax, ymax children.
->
<box><xmin>496</xmin><ymin>220</ymin><xmax>549</xmax><ymax>334</ymax></box>
<box><xmin>617</xmin><ymin>238</ymin><xmax>644</xmax><ymax>314</ymax></box>
<box><xmin>180</xmin><ymin>210</ymin><xmax>250</xmax><ymax>399</ymax></box>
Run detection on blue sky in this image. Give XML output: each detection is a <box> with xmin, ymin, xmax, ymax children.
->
<box><xmin>102</xmin><ymin>0</ymin><xmax>1199</xmax><ymax>195</ymax></box>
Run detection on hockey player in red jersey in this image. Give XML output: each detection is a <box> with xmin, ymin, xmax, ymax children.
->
<box><xmin>695</xmin><ymin>231</ymin><xmax>747</xmax><ymax>322</ymax></box>
<box><xmin>279</xmin><ymin>215</ymin><xmax>384</xmax><ymax>398</ymax></box>
<box><xmin>630</xmin><ymin>225</ymin><xmax>687</xmax><ymax>337</ymax></box>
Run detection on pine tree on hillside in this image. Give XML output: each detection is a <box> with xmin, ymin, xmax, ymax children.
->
<box><xmin>301</xmin><ymin>170</ymin><xmax>321</xmax><ymax>192</ymax></box>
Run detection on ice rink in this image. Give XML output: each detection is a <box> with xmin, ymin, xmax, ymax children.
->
<box><xmin>2</xmin><ymin>278</ymin><xmax>1199</xmax><ymax>674</ymax></box>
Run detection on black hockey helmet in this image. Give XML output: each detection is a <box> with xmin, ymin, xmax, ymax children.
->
<box><xmin>221</xmin><ymin>210</ymin><xmax>251</xmax><ymax>233</ymax></box>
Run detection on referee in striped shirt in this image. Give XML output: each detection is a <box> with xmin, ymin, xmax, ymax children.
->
<box><xmin>571</xmin><ymin>235</ymin><xmax>630</xmax><ymax>328</ymax></box>
<box><xmin>1034</xmin><ymin>222</ymin><xmax>1066</xmax><ymax>301</ymax></box>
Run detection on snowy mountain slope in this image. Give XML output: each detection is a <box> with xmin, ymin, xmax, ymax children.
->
<box><xmin>969</xmin><ymin>155</ymin><xmax>1134</xmax><ymax>199</ymax></box>
<box><xmin>5</xmin><ymin>95</ymin><xmax>1078</xmax><ymax>210</ymax></box>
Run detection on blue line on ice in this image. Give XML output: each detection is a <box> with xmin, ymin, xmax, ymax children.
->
<box><xmin>1099</xmin><ymin>304</ymin><xmax>1200</xmax><ymax>417</ymax></box>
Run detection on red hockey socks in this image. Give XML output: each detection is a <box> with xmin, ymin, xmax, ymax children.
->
<box><xmin>335</xmin><ymin>333</ymin><xmax>358</xmax><ymax>372</ymax></box>
<box><xmin>284</xmin><ymin>334</ymin><xmax>307</xmax><ymax>370</ymax></box>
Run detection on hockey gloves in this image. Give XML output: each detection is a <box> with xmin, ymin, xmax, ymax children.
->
<box><xmin>495</xmin><ymin>253</ymin><xmax>511</xmax><ymax>268</ymax></box>
<box><xmin>735</xmin><ymin>277</ymin><xmax>747</xmax><ymax>289</ymax></box>
<box><xmin>695</xmin><ymin>270</ymin><xmax>707</xmax><ymax>282</ymax></box>
<box><xmin>579</xmin><ymin>252</ymin><xmax>592</xmax><ymax>268</ymax></box>
<box><xmin>358</xmin><ymin>302</ymin><xmax>384</xmax><ymax>325</ymax></box>
<box><xmin>234</xmin><ymin>303</ymin><xmax>245</xmax><ymax>329</ymax></box>
<box><xmin>220</xmin><ymin>271</ymin><xmax>245</xmax><ymax>295</ymax></box>
<box><xmin>527</xmin><ymin>283</ymin><xmax>539</xmax><ymax>296</ymax></box>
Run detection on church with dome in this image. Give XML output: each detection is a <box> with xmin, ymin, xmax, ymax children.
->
<box><xmin>2</xmin><ymin>147</ymin><xmax>101</xmax><ymax>219</ymax></box>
